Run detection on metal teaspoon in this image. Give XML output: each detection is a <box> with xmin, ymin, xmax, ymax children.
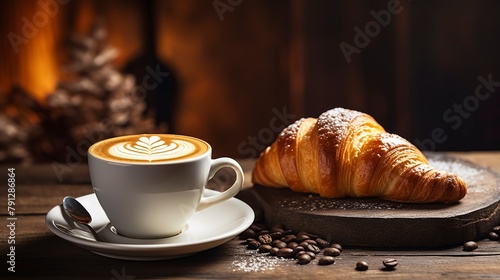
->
<box><xmin>62</xmin><ymin>196</ymin><xmax>104</xmax><ymax>242</ymax></box>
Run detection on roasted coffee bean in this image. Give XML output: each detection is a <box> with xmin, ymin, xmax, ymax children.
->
<box><xmin>275</xmin><ymin>241</ymin><xmax>288</xmax><ymax>249</ymax></box>
<box><xmin>292</xmin><ymin>246</ymin><xmax>305</xmax><ymax>256</ymax></box>
<box><xmin>356</xmin><ymin>261</ymin><xmax>369</xmax><ymax>271</ymax></box>
<box><xmin>383</xmin><ymin>258</ymin><xmax>398</xmax><ymax>269</ymax></box>
<box><xmin>324</xmin><ymin>247</ymin><xmax>341</xmax><ymax>257</ymax></box>
<box><xmin>258</xmin><ymin>234</ymin><xmax>273</xmax><ymax>245</ymax></box>
<box><xmin>308</xmin><ymin>233</ymin><xmax>319</xmax><ymax>239</ymax></box>
<box><xmin>283</xmin><ymin>229</ymin><xmax>294</xmax><ymax>235</ymax></box>
<box><xmin>488</xmin><ymin>232</ymin><xmax>499</xmax><ymax>241</ymax></box>
<box><xmin>272</xmin><ymin>239</ymin><xmax>282</xmax><ymax>247</ymax></box>
<box><xmin>247</xmin><ymin>240</ymin><xmax>261</xmax><ymax>250</ymax></box>
<box><xmin>270</xmin><ymin>231</ymin><xmax>283</xmax><ymax>240</ymax></box>
<box><xmin>282</xmin><ymin>234</ymin><xmax>297</xmax><ymax>243</ymax></box>
<box><xmin>493</xmin><ymin>226</ymin><xmax>500</xmax><ymax>235</ymax></box>
<box><xmin>296</xmin><ymin>231</ymin><xmax>318</xmax><ymax>239</ymax></box>
<box><xmin>246</xmin><ymin>238</ymin><xmax>256</xmax><ymax>244</ymax></box>
<box><xmin>331</xmin><ymin>243</ymin><xmax>343</xmax><ymax>252</ymax></box>
<box><xmin>318</xmin><ymin>256</ymin><xmax>336</xmax><ymax>266</ymax></box>
<box><xmin>316</xmin><ymin>238</ymin><xmax>330</xmax><ymax>248</ymax></box>
<box><xmin>239</xmin><ymin>228</ymin><xmax>256</xmax><ymax>240</ymax></box>
<box><xmin>295</xmin><ymin>250</ymin><xmax>306</xmax><ymax>259</ymax></box>
<box><xmin>297</xmin><ymin>254</ymin><xmax>312</xmax><ymax>265</ymax></box>
<box><xmin>463</xmin><ymin>241</ymin><xmax>478</xmax><ymax>251</ymax></box>
<box><xmin>296</xmin><ymin>234</ymin><xmax>310</xmax><ymax>243</ymax></box>
<box><xmin>277</xmin><ymin>248</ymin><xmax>295</xmax><ymax>258</ymax></box>
<box><xmin>258</xmin><ymin>244</ymin><xmax>273</xmax><ymax>253</ymax></box>
<box><xmin>304</xmin><ymin>239</ymin><xmax>317</xmax><ymax>246</ymax></box>
<box><xmin>305</xmin><ymin>251</ymin><xmax>316</xmax><ymax>259</ymax></box>
<box><xmin>287</xmin><ymin>242</ymin><xmax>299</xmax><ymax>249</ymax></box>
<box><xmin>299</xmin><ymin>241</ymin><xmax>309</xmax><ymax>248</ymax></box>
<box><xmin>306</xmin><ymin>244</ymin><xmax>321</xmax><ymax>254</ymax></box>
<box><xmin>269</xmin><ymin>247</ymin><xmax>279</xmax><ymax>256</ymax></box>
<box><xmin>257</xmin><ymin>230</ymin><xmax>270</xmax><ymax>235</ymax></box>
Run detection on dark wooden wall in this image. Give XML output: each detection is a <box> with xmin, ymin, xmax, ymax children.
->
<box><xmin>1</xmin><ymin>0</ymin><xmax>499</xmax><ymax>162</ymax></box>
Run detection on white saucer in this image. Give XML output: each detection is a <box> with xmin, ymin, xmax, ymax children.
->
<box><xmin>45</xmin><ymin>190</ymin><xmax>254</xmax><ymax>260</ymax></box>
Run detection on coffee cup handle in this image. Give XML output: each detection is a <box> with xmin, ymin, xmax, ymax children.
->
<box><xmin>197</xmin><ymin>157</ymin><xmax>244</xmax><ymax>211</ymax></box>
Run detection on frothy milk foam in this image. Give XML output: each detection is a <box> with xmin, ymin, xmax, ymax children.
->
<box><xmin>89</xmin><ymin>134</ymin><xmax>209</xmax><ymax>163</ymax></box>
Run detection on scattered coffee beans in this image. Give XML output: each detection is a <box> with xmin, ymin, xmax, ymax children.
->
<box><xmin>239</xmin><ymin>222</ymin><xmax>400</xmax><ymax>271</ymax></box>
<box><xmin>304</xmin><ymin>239</ymin><xmax>318</xmax><ymax>246</ymax></box>
<box><xmin>258</xmin><ymin>244</ymin><xmax>272</xmax><ymax>253</ymax></box>
<box><xmin>271</xmin><ymin>239</ymin><xmax>282</xmax><ymax>247</ymax></box>
<box><xmin>277</xmin><ymin>248</ymin><xmax>295</xmax><ymax>258</ymax></box>
<box><xmin>295</xmin><ymin>250</ymin><xmax>306</xmax><ymax>259</ymax></box>
<box><xmin>258</xmin><ymin>234</ymin><xmax>273</xmax><ymax>245</ymax></box>
<box><xmin>493</xmin><ymin>226</ymin><xmax>500</xmax><ymax>235</ymax></box>
<box><xmin>331</xmin><ymin>243</ymin><xmax>343</xmax><ymax>252</ymax></box>
<box><xmin>239</xmin><ymin>223</ymin><xmax>342</xmax><ymax>266</ymax></box>
<box><xmin>296</xmin><ymin>234</ymin><xmax>310</xmax><ymax>243</ymax></box>
<box><xmin>277</xmin><ymin>242</ymin><xmax>288</xmax><ymax>249</ymax></box>
<box><xmin>463</xmin><ymin>241</ymin><xmax>478</xmax><ymax>251</ymax></box>
<box><xmin>383</xmin><ymin>258</ymin><xmax>398</xmax><ymax>269</ymax></box>
<box><xmin>324</xmin><ymin>247</ymin><xmax>341</xmax><ymax>257</ymax></box>
<box><xmin>283</xmin><ymin>234</ymin><xmax>296</xmax><ymax>244</ymax></box>
<box><xmin>270</xmin><ymin>231</ymin><xmax>283</xmax><ymax>240</ymax></box>
<box><xmin>305</xmin><ymin>251</ymin><xmax>316</xmax><ymax>259</ymax></box>
<box><xmin>269</xmin><ymin>247</ymin><xmax>279</xmax><ymax>256</ymax></box>
<box><xmin>306</xmin><ymin>244</ymin><xmax>321</xmax><ymax>254</ymax></box>
<box><xmin>287</xmin><ymin>242</ymin><xmax>299</xmax><ymax>249</ymax></box>
<box><xmin>247</xmin><ymin>240</ymin><xmax>260</xmax><ymax>250</ymax></box>
<box><xmin>258</xmin><ymin>230</ymin><xmax>270</xmax><ymax>235</ymax></box>
<box><xmin>488</xmin><ymin>231</ymin><xmax>499</xmax><ymax>241</ymax></box>
<box><xmin>356</xmin><ymin>261</ymin><xmax>369</xmax><ymax>271</ymax></box>
<box><xmin>316</xmin><ymin>238</ymin><xmax>330</xmax><ymax>248</ymax></box>
<box><xmin>297</xmin><ymin>253</ymin><xmax>312</xmax><ymax>265</ymax></box>
<box><xmin>292</xmin><ymin>246</ymin><xmax>305</xmax><ymax>256</ymax></box>
<box><xmin>318</xmin><ymin>256</ymin><xmax>336</xmax><ymax>266</ymax></box>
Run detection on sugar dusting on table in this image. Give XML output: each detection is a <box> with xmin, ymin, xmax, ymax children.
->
<box><xmin>427</xmin><ymin>156</ymin><xmax>490</xmax><ymax>194</ymax></box>
<box><xmin>231</xmin><ymin>246</ymin><xmax>292</xmax><ymax>272</ymax></box>
<box><xmin>427</xmin><ymin>157</ymin><xmax>483</xmax><ymax>180</ymax></box>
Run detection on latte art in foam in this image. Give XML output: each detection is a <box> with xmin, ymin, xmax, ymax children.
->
<box><xmin>110</xmin><ymin>136</ymin><xmax>195</xmax><ymax>162</ymax></box>
<box><xmin>89</xmin><ymin>134</ymin><xmax>210</xmax><ymax>163</ymax></box>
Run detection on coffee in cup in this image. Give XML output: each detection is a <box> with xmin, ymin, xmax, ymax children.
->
<box><xmin>88</xmin><ymin>134</ymin><xmax>244</xmax><ymax>239</ymax></box>
<box><xmin>89</xmin><ymin>134</ymin><xmax>209</xmax><ymax>164</ymax></box>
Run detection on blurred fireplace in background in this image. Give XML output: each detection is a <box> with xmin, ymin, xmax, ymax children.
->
<box><xmin>0</xmin><ymin>0</ymin><xmax>499</xmax><ymax>165</ymax></box>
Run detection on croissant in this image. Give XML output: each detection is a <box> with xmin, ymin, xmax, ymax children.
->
<box><xmin>252</xmin><ymin>108</ymin><xmax>467</xmax><ymax>203</ymax></box>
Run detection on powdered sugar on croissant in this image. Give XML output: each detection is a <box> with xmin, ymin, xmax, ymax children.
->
<box><xmin>252</xmin><ymin>108</ymin><xmax>467</xmax><ymax>203</ymax></box>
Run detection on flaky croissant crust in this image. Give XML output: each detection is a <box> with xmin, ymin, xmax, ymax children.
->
<box><xmin>252</xmin><ymin>108</ymin><xmax>467</xmax><ymax>203</ymax></box>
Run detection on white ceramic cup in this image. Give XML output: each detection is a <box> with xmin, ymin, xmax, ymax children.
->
<box><xmin>87</xmin><ymin>134</ymin><xmax>244</xmax><ymax>239</ymax></box>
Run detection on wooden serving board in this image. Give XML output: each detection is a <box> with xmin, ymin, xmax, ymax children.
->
<box><xmin>246</xmin><ymin>153</ymin><xmax>500</xmax><ymax>248</ymax></box>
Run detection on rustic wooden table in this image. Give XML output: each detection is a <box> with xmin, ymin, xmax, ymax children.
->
<box><xmin>1</xmin><ymin>151</ymin><xmax>500</xmax><ymax>279</ymax></box>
